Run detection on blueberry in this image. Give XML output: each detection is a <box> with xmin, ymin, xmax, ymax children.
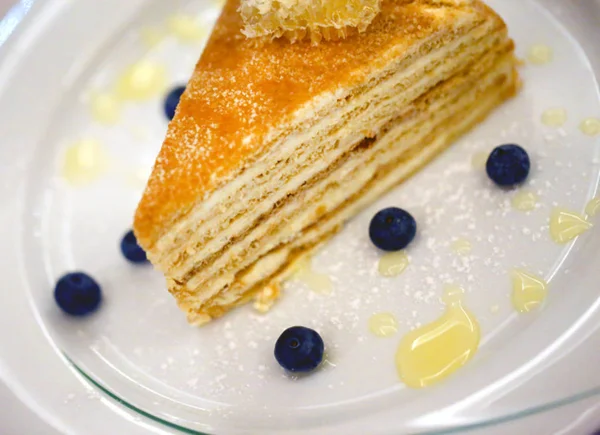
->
<box><xmin>120</xmin><ymin>230</ymin><xmax>148</xmax><ymax>264</ymax></box>
<box><xmin>486</xmin><ymin>144</ymin><xmax>530</xmax><ymax>187</ymax></box>
<box><xmin>369</xmin><ymin>207</ymin><xmax>417</xmax><ymax>251</ymax></box>
<box><xmin>54</xmin><ymin>272</ymin><xmax>102</xmax><ymax>316</ymax></box>
<box><xmin>164</xmin><ymin>85</ymin><xmax>186</xmax><ymax>120</ymax></box>
<box><xmin>274</xmin><ymin>326</ymin><xmax>324</xmax><ymax>373</ymax></box>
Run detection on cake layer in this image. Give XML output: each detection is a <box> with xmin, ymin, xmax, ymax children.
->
<box><xmin>163</xmin><ymin>33</ymin><xmax>512</xmax><ymax>288</ymax></box>
<box><xmin>173</xmin><ymin>56</ymin><xmax>518</xmax><ymax>323</ymax></box>
<box><xmin>170</xmin><ymin>47</ymin><xmax>515</xmax><ymax>302</ymax></box>
<box><xmin>132</xmin><ymin>0</ymin><xmax>519</xmax><ymax>325</ymax></box>
<box><xmin>184</xmin><ymin>74</ymin><xmax>517</xmax><ymax>324</ymax></box>
<box><xmin>187</xmin><ymin>72</ymin><xmax>517</xmax><ymax>324</ymax></box>
<box><xmin>135</xmin><ymin>0</ymin><xmax>508</xmax><ymax>254</ymax></box>
<box><xmin>154</xmin><ymin>23</ymin><xmax>507</xmax><ymax>274</ymax></box>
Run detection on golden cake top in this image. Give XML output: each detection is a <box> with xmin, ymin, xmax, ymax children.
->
<box><xmin>134</xmin><ymin>0</ymin><xmax>499</xmax><ymax>249</ymax></box>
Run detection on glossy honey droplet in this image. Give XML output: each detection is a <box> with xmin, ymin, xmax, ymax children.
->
<box><xmin>541</xmin><ymin>108</ymin><xmax>567</xmax><ymax>127</ymax></box>
<box><xmin>395</xmin><ymin>285</ymin><xmax>480</xmax><ymax>388</ymax></box>
<box><xmin>451</xmin><ymin>238</ymin><xmax>472</xmax><ymax>256</ymax></box>
<box><xmin>527</xmin><ymin>44</ymin><xmax>553</xmax><ymax>65</ymax></box>
<box><xmin>511</xmin><ymin>190</ymin><xmax>538</xmax><ymax>212</ymax></box>
<box><xmin>549</xmin><ymin>207</ymin><xmax>593</xmax><ymax>244</ymax></box>
<box><xmin>511</xmin><ymin>269</ymin><xmax>548</xmax><ymax>313</ymax></box>
<box><xmin>116</xmin><ymin>61</ymin><xmax>167</xmax><ymax>101</ymax></box>
<box><xmin>167</xmin><ymin>15</ymin><xmax>206</xmax><ymax>42</ymax></box>
<box><xmin>378</xmin><ymin>251</ymin><xmax>409</xmax><ymax>277</ymax></box>
<box><xmin>471</xmin><ymin>151</ymin><xmax>489</xmax><ymax>170</ymax></box>
<box><xmin>292</xmin><ymin>257</ymin><xmax>333</xmax><ymax>294</ymax></box>
<box><xmin>140</xmin><ymin>27</ymin><xmax>165</xmax><ymax>48</ymax></box>
<box><xmin>368</xmin><ymin>313</ymin><xmax>398</xmax><ymax>338</ymax></box>
<box><xmin>585</xmin><ymin>197</ymin><xmax>600</xmax><ymax>217</ymax></box>
<box><xmin>89</xmin><ymin>92</ymin><xmax>121</xmax><ymax>125</ymax></box>
<box><xmin>62</xmin><ymin>139</ymin><xmax>108</xmax><ymax>185</ymax></box>
<box><xmin>579</xmin><ymin>118</ymin><xmax>600</xmax><ymax>136</ymax></box>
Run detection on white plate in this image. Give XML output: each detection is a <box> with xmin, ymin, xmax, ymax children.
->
<box><xmin>1</xmin><ymin>0</ymin><xmax>600</xmax><ymax>434</ymax></box>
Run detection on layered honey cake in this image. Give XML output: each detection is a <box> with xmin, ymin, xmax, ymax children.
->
<box><xmin>134</xmin><ymin>0</ymin><xmax>519</xmax><ymax>325</ymax></box>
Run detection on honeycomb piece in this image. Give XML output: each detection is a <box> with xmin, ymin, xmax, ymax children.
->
<box><xmin>239</xmin><ymin>0</ymin><xmax>382</xmax><ymax>43</ymax></box>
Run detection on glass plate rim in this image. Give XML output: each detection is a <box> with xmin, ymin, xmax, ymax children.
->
<box><xmin>67</xmin><ymin>354</ymin><xmax>600</xmax><ymax>435</ymax></box>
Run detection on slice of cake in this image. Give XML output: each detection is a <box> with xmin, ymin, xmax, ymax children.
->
<box><xmin>134</xmin><ymin>0</ymin><xmax>519</xmax><ymax>325</ymax></box>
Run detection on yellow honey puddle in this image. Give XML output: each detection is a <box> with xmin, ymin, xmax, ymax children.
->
<box><xmin>527</xmin><ymin>44</ymin><xmax>553</xmax><ymax>65</ymax></box>
<box><xmin>140</xmin><ymin>27</ymin><xmax>166</xmax><ymax>48</ymax></box>
<box><xmin>451</xmin><ymin>238</ymin><xmax>472</xmax><ymax>256</ymax></box>
<box><xmin>580</xmin><ymin>118</ymin><xmax>600</xmax><ymax>136</ymax></box>
<box><xmin>168</xmin><ymin>14</ymin><xmax>206</xmax><ymax>42</ymax></box>
<box><xmin>395</xmin><ymin>285</ymin><xmax>480</xmax><ymax>388</ymax></box>
<box><xmin>368</xmin><ymin>313</ymin><xmax>398</xmax><ymax>338</ymax></box>
<box><xmin>292</xmin><ymin>257</ymin><xmax>333</xmax><ymax>294</ymax></box>
<box><xmin>116</xmin><ymin>61</ymin><xmax>167</xmax><ymax>101</ymax></box>
<box><xmin>511</xmin><ymin>190</ymin><xmax>538</xmax><ymax>212</ymax></box>
<box><xmin>541</xmin><ymin>108</ymin><xmax>567</xmax><ymax>127</ymax></box>
<box><xmin>378</xmin><ymin>251</ymin><xmax>409</xmax><ymax>277</ymax></box>
<box><xmin>511</xmin><ymin>269</ymin><xmax>548</xmax><ymax>313</ymax></box>
<box><xmin>471</xmin><ymin>151</ymin><xmax>488</xmax><ymax>170</ymax></box>
<box><xmin>549</xmin><ymin>207</ymin><xmax>593</xmax><ymax>244</ymax></box>
<box><xmin>585</xmin><ymin>197</ymin><xmax>600</xmax><ymax>217</ymax></box>
<box><xmin>89</xmin><ymin>92</ymin><xmax>121</xmax><ymax>125</ymax></box>
<box><xmin>62</xmin><ymin>139</ymin><xmax>108</xmax><ymax>185</ymax></box>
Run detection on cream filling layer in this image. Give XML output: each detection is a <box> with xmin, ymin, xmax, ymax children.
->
<box><xmin>166</xmin><ymin>30</ymin><xmax>510</xmax><ymax>279</ymax></box>
<box><xmin>185</xmin><ymin>64</ymin><xmax>517</xmax><ymax>320</ymax></box>
<box><xmin>176</xmin><ymin>48</ymin><xmax>515</xmax><ymax>288</ymax></box>
<box><xmin>176</xmin><ymin>56</ymin><xmax>516</xmax><ymax>309</ymax></box>
<box><xmin>153</xmin><ymin>21</ymin><xmax>503</xmax><ymax>267</ymax></box>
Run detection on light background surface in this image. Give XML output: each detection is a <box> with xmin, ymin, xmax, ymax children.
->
<box><xmin>0</xmin><ymin>0</ymin><xmax>600</xmax><ymax>434</ymax></box>
<box><xmin>0</xmin><ymin>0</ymin><xmax>12</xmax><ymax>16</ymax></box>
